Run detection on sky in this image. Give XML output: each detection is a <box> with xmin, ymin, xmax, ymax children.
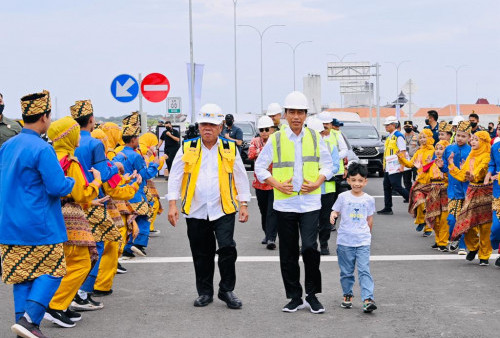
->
<box><xmin>2</xmin><ymin>0</ymin><xmax>500</xmax><ymax>119</ymax></box>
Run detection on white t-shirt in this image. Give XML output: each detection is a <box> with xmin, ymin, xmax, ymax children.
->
<box><xmin>332</xmin><ymin>191</ymin><xmax>375</xmax><ymax>247</ymax></box>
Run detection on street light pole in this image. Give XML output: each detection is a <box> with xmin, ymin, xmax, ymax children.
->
<box><xmin>385</xmin><ymin>60</ymin><xmax>410</xmax><ymax>98</ymax></box>
<box><xmin>239</xmin><ymin>24</ymin><xmax>284</xmax><ymax>114</ymax></box>
<box><xmin>233</xmin><ymin>0</ymin><xmax>238</xmax><ymax>114</ymax></box>
<box><xmin>446</xmin><ymin>65</ymin><xmax>468</xmax><ymax>116</ymax></box>
<box><xmin>188</xmin><ymin>0</ymin><xmax>195</xmax><ymax>123</ymax></box>
<box><xmin>276</xmin><ymin>40</ymin><xmax>312</xmax><ymax>91</ymax></box>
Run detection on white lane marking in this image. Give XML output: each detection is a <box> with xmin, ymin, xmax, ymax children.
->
<box><xmin>160</xmin><ymin>196</ymin><xmax>257</xmax><ymax>200</ymax></box>
<box><xmin>120</xmin><ymin>254</ymin><xmax>499</xmax><ymax>264</ymax></box>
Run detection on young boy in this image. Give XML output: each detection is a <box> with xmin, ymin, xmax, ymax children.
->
<box><xmin>330</xmin><ymin>163</ymin><xmax>377</xmax><ymax>313</ymax></box>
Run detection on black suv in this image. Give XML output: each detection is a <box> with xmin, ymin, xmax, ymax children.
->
<box><xmin>340</xmin><ymin>122</ymin><xmax>385</xmax><ymax>177</ymax></box>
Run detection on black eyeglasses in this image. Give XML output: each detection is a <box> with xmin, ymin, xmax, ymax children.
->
<box><xmin>259</xmin><ymin>128</ymin><xmax>270</xmax><ymax>132</ymax></box>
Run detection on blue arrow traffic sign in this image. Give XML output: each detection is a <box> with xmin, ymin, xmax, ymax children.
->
<box><xmin>111</xmin><ymin>74</ymin><xmax>139</xmax><ymax>103</ymax></box>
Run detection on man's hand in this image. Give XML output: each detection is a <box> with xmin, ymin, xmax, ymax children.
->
<box><xmin>91</xmin><ymin>195</ymin><xmax>111</xmax><ymax>206</ymax></box>
<box><xmin>224</xmin><ymin>133</ymin><xmax>230</xmax><ymax>139</ymax></box>
<box><xmin>135</xmin><ymin>174</ymin><xmax>143</xmax><ymax>185</ymax></box>
<box><xmin>300</xmin><ymin>179</ymin><xmax>319</xmax><ymax>194</ymax></box>
<box><xmin>448</xmin><ymin>152</ymin><xmax>455</xmax><ymax>166</ymax></box>
<box><xmin>114</xmin><ymin>161</ymin><xmax>124</xmax><ymax>174</ymax></box>
<box><xmin>153</xmin><ymin>156</ymin><xmax>161</xmax><ymax>165</ymax></box>
<box><xmin>330</xmin><ymin>211</ymin><xmax>339</xmax><ymax>225</ymax></box>
<box><xmin>239</xmin><ymin>205</ymin><xmax>249</xmax><ymax>223</ymax></box>
<box><xmin>275</xmin><ymin>178</ymin><xmax>293</xmax><ymax>195</ymax></box>
<box><xmin>168</xmin><ymin>200</ymin><xmax>179</xmax><ymax>227</ymax></box>
<box><xmin>89</xmin><ymin>167</ymin><xmax>102</xmax><ymax>182</ymax></box>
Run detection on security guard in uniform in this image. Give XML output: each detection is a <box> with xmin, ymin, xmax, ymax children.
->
<box><xmin>167</xmin><ymin>104</ymin><xmax>251</xmax><ymax>310</ymax></box>
<box><xmin>255</xmin><ymin>91</ymin><xmax>334</xmax><ymax>314</ymax></box>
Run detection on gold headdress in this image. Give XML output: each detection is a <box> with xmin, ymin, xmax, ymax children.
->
<box><xmin>20</xmin><ymin>90</ymin><xmax>51</xmax><ymax>116</ymax></box>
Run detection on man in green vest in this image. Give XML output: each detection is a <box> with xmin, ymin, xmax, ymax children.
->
<box><xmin>316</xmin><ymin>112</ymin><xmax>341</xmax><ymax>255</ymax></box>
<box><xmin>255</xmin><ymin>91</ymin><xmax>334</xmax><ymax>314</ymax></box>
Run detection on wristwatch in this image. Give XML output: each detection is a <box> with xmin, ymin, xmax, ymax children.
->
<box><xmin>240</xmin><ymin>202</ymin><xmax>248</xmax><ymax>207</ymax></box>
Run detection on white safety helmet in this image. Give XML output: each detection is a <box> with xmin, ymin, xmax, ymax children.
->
<box><xmin>257</xmin><ymin>116</ymin><xmax>274</xmax><ymax>129</ymax></box>
<box><xmin>305</xmin><ymin>117</ymin><xmax>324</xmax><ymax>133</ymax></box>
<box><xmin>197</xmin><ymin>104</ymin><xmax>224</xmax><ymax>124</ymax></box>
<box><xmin>452</xmin><ymin>115</ymin><xmax>464</xmax><ymax>126</ymax></box>
<box><xmin>266</xmin><ymin>103</ymin><xmax>282</xmax><ymax>116</ymax></box>
<box><xmin>317</xmin><ymin>111</ymin><xmax>334</xmax><ymax>123</ymax></box>
<box><xmin>383</xmin><ymin>116</ymin><xmax>399</xmax><ymax>125</ymax></box>
<box><xmin>283</xmin><ymin>91</ymin><xmax>309</xmax><ymax>110</ymax></box>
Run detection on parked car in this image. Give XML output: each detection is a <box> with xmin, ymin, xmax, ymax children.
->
<box><xmin>340</xmin><ymin>122</ymin><xmax>385</xmax><ymax>177</ymax></box>
<box><xmin>236</xmin><ymin>121</ymin><xmax>257</xmax><ymax>170</ymax></box>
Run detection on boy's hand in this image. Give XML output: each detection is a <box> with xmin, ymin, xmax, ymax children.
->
<box><xmin>330</xmin><ymin>211</ymin><xmax>339</xmax><ymax>225</ymax></box>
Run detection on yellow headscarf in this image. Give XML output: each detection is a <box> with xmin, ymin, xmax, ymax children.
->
<box><xmin>91</xmin><ymin>129</ymin><xmax>108</xmax><ymax>147</ymax></box>
<box><xmin>139</xmin><ymin>132</ymin><xmax>159</xmax><ymax>155</ymax></box>
<box><xmin>47</xmin><ymin>116</ymin><xmax>80</xmax><ymax>160</ymax></box>
<box><xmin>469</xmin><ymin>130</ymin><xmax>491</xmax><ymax>160</ymax></box>
<box><xmin>436</xmin><ymin>140</ymin><xmax>450</xmax><ymax>150</ymax></box>
<box><xmin>420</xmin><ymin>128</ymin><xmax>435</xmax><ymax>151</ymax></box>
<box><xmin>101</xmin><ymin>122</ymin><xmax>122</xmax><ymax>149</ymax></box>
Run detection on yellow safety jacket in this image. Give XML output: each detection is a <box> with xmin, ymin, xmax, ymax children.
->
<box><xmin>271</xmin><ymin>128</ymin><xmax>321</xmax><ymax>200</ymax></box>
<box><xmin>180</xmin><ymin>137</ymin><xmax>239</xmax><ymax>215</ymax></box>
<box><xmin>383</xmin><ymin>131</ymin><xmax>403</xmax><ymax>169</ymax></box>
<box><xmin>331</xmin><ymin>129</ymin><xmax>345</xmax><ymax>176</ymax></box>
<box><xmin>322</xmin><ymin>131</ymin><xmax>337</xmax><ymax>194</ymax></box>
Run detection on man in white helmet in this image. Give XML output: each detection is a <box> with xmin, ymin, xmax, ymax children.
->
<box><xmin>266</xmin><ymin>102</ymin><xmax>283</xmax><ymax>130</ymax></box>
<box><xmin>167</xmin><ymin>103</ymin><xmax>251</xmax><ymax>310</ymax></box>
<box><xmin>248</xmin><ymin>115</ymin><xmax>278</xmax><ymax>249</ymax></box>
<box><xmin>377</xmin><ymin>116</ymin><xmax>409</xmax><ymax>215</ymax></box>
<box><xmin>255</xmin><ymin>91</ymin><xmax>334</xmax><ymax>314</ymax></box>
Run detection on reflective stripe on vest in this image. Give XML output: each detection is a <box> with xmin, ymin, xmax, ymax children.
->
<box><xmin>180</xmin><ymin>137</ymin><xmax>239</xmax><ymax>215</ymax></box>
<box><xmin>383</xmin><ymin>133</ymin><xmax>400</xmax><ymax>169</ymax></box>
<box><xmin>271</xmin><ymin>128</ymin><xmax>321</xmax><ymax>200</ymax></box>
<box><xmin>331</xmin><ymin>129</ymin><xmax>345</xmax><ymax>175</ymax></box>
<box><xmin>322</xmin><ymin>132</ymin><xmax>337</xmax><ymax>194</ymax></box>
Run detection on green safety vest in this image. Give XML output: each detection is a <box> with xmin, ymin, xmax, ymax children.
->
<box><xmin>271</xmin><ymin>128</ymin><xmax>321</xmax><ymax>200</ymax></box>
<box><xmin>331</xmin><ymin>129</ymin><xmax>345</xmax><ymax>176</ymax></box>
<box><xmin>322</xmin><ymin>131</ymin><xmax>337</xmax><ymax>194</ymax></box>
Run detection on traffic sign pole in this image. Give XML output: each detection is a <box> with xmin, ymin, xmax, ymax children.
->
<box><xmin>138</xmin><ymin>73</ymin><xmax>147</xmax><ymax>134</ymax></box>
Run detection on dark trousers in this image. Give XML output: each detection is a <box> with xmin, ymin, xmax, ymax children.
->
<box><xmin>164</xmin><ymin>147</ymin><xmax>179</xmax><ymax>172</ymax></box>
<box><xmin>186</xmin><ymin>214</ymin><xmax>237</xmax><ymax>296</ymax></box>
<box><xmin>319</xmin><ymin>193</ymin><xmax>336</xmax><ymax>247</ymax></box>
<box><xmin>402</xmin><ymin>168</ymin><xmax>416</xmax><ymax>194</ymax></box>
<box><xmin>276</xmin><ymin>210</ymin><xmax>322</xmax><ymax>299</ymax></box>
<box><xmin>383</xmin><ymin>172</ymin><xmax>409</xmax><ymax>209</ymax></box>
<box><xmin>255</xmin><ymin>189</ymin><xmax>278</xmax><ymax>241</ymax></box>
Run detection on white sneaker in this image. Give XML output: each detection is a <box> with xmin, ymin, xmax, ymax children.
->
<box><xmin>457</xmin><ymin>248</ymin><xmax>467</xmax><ymax>255</ymax></box>
<box><xmin>149</xmin><ymin>229</ymin><xmax>161</xmax><ymax>237</ymax></box>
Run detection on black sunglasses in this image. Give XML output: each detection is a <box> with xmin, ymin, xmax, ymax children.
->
<box><xmin>259</xmin><ymin>128</ymin><xmax>271</xmax><ymax>132</ymax></box>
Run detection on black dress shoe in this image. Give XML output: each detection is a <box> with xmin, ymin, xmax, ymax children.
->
<box><xmin>377</xmin><ymin>209</ymin><xmax>393</xmax><ymax>215</ymax></box>
<box><xmin>218</xmin><ymin>290</ymin><xmax>242</xmax><ymax>309</ymax></box>
<box><xmin>194</xmin><ymin>295</ymin><xmax>213</xmax><ymax>307</ymax></box>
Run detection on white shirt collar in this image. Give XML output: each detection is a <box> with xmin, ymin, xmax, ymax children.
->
<box><xmin>285</xmin><ymin>125</ymin><xmax>305</xmax><ymax>138</ymax></box>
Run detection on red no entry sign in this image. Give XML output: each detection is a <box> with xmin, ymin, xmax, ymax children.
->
<box><xmin>141</xmin><ymin>73</ymin><xmax>170</xmax><ymax>103</ymax></box>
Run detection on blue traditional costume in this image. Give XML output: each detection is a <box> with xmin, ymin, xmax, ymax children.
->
<box><xmin>113</xmin><ymin>124</ymin><xmax>159</xmax><ymax>256</ymax></box>
<box><xmin>440</xmin><ymin>122</ymin><xmax>472</xmax><ymax>252</ymax></box>
<box><xmin>0</xmin><ymin>90</ymin><xmax>75</xmax><ymax>334</ymax></box>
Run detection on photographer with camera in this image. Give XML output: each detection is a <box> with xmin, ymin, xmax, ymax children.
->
<box><xmin>158</xmin><ymin>121</ymin><xmax>180</xmax><ymax>180</ymax></box>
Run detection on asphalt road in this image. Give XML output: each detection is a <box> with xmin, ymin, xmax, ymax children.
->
<box><xmin>1</xmin><ymin>174</ymin><xmax>500</xmax><ymax>338</ymax></box>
